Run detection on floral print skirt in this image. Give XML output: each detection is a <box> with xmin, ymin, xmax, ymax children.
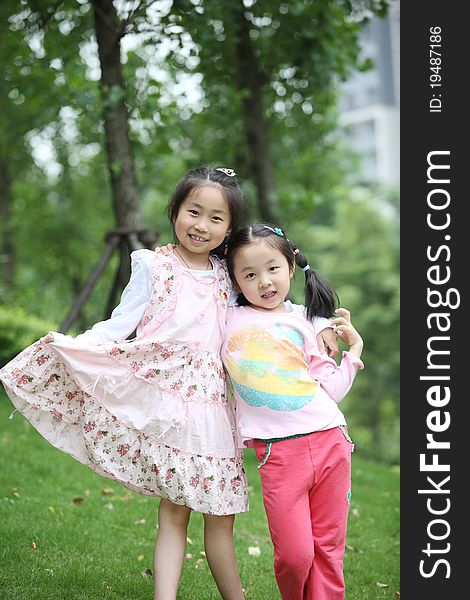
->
<box><xmin>0</xmin><ymin>339</ymin><xmax>249</xmax><ymax>516</ymax></box>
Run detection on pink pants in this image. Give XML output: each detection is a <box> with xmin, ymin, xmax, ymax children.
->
<box><xmin>252</xmin><ymin>427</ymin><xmax>353</xmax><ymax>600</ymax></box>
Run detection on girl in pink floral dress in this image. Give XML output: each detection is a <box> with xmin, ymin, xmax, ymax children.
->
<box><xmin>0</xmin><ymin>166</ymin><xmax>249</xmax><ymax>600</ymax></box>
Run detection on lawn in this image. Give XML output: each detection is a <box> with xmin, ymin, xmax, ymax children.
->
<box><xmin>0</xmin><ymin>392</ymin><xmax>399</xmax><ymax>599</ymax></box>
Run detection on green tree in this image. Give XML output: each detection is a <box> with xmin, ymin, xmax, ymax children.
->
<box><xmin>0</xmin><ymin>1</ymin><xmax>61</xmax><ymax>294</ymax></box>
<box><xmin>1</xmin><ymin>1</ymin><xmax>156</xmax><ymax>325</ymax></box>
<box><xmin>289</xmin><ymin>186</ymin><xmax>399</xmax><ymax>462</ymax></box>
<box><xmin>1</xmin><ymin>1</ymin><xmax>115</xmax><ymax>325</ymax></box>
<box><xmin>151</xmin><ymin>0</ymin><xmax>388</xmax><ymax>220</ymax></box>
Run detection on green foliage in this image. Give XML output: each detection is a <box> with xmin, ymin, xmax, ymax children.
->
<box><xmin>131</xmin><ymin>0</ymin><xmax>389</xmax><ymax>218</ymax></box>
<box><xmin>0</xmin><ymin>306</ymin><xmax>57</xmax><ymax>367</ymax></box>
<box><xmin>9</xmin><ymin>157</ymin><xmax>115</xmax><ymax>327</ymax></box>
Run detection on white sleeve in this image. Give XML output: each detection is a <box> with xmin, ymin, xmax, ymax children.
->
<box><xmin>74</xmin><ymin>251</ymin><xmax>152</xmax><ymax>344</ymax></box>
<box><xmin>287</xmin><ymin>302</ymin><xmax>332</xmax><ymax>332</ymax></box>
<box><xmin>312</xmin><ymin>316</ymin><xmax>332</xmax><ymax>334</ymax></box>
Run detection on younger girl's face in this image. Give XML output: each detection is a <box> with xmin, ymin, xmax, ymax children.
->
<box><xmin>233</xmin><ymin>240</ymin><xmax>294</xmax><ymax>313</ymax></box>
<box><xmin>174</xmin><ymin>185</ymin><xmax>231</xmax><ymax>256</ymax></box>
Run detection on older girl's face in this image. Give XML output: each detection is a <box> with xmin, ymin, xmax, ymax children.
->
<box><xmin>233</xmin><ymin>240</ymin><xmax>294</xmax><ymax>313</ymax></box>
<box><xmin>174</xmin><ymin>185</ymin><xmax>231</xmax><ymax>257</ymax></box>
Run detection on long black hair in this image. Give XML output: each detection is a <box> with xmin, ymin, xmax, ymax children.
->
<box><xmin>167</xmin><ymin>165</ymin><xmax>247</xmax><ymax>258</ymax></box>
<box><xmin>226</xmin><ymin>223</ymin><xmax>339</xmax><ymax>320</ymax></box>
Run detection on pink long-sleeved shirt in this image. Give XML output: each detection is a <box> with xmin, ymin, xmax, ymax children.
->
<box><xmin>221</xmin><ymin>302</ymin><xmax>364</xmax><ymax>446</ymax></box>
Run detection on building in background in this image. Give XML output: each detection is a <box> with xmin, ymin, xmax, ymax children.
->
<box><xmin>339</xmin><ymin>0</ymin><xmax>400</xmax><ymax>187</ymax></box>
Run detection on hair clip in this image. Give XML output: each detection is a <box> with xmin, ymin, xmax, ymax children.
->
<box><xmin>262</xmin><ymin>225</ymin><xmax>284</xmax><ymax>237</ymax></box>
<box><xmin>215</xmin><ymin>167</ymin><xmax>236</xmax><ymax>177</ymax></box>
<box><xmin>293</xmin><ymin>248</ymin><xmax>300</xmax><ymax>255</ymax></box>
<box><xmin>302</xmin><ymin>264</ymin><xmax>311</xmax><ymax>272</ymax></box>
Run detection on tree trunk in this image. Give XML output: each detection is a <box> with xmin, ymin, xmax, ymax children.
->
<box><xmin>91</xmin><ymin>0</ymin><xmax>146</xmax><ymax>309</ymax></box>
<box><xmin>92</xmin><ymin>0</ymin><xmax>144</xmax><ymax>244</ymax></box>
<box><xmin>233</xmin><ymin>7</ymin><xmax>278</xmax><ymax>222</ymax></box>
<box><xmin>0</xmin><ymin>157</ymin><xmax>14</xmax><ymax>290</ymax></box>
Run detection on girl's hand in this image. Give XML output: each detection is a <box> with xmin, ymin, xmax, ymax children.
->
<box><xmin>316</xmin><ymin>327</ymin><xmax>339</xmax><ymax>358</ymax></box>
<box><xmin>331</xmin><ymin>308</ymin><xmax>363</xmax><ymax>357</ymax></box>
<box><xmin>40</xmin><ymin>332</ymin><xmax>54</xmax><ymax>343</ymax></box>
<box><xmin>155</xmin><ymin>243</ymin><xmax>176</xmax><ymax>256</ymax></box>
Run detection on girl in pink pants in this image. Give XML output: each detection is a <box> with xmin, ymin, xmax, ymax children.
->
<box><xmin>222</xmin><ymin>223</ymin><xmax>364</xmax><ymax>600</ymax></box>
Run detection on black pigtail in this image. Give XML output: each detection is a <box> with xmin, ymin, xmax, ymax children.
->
<box><xmin>288</xmin><ymin>242</ymin><xmax>339</xmax><ymax>320</ymax></box>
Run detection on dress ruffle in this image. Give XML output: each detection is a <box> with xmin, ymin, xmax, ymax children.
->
<box><xmin>2</xmin><ymin>340</ymin><xmax>248</xmax><ymax>515</ymax></box>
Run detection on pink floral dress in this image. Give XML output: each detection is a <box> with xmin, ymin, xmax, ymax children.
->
<box><xmin>0</xmin><ymin>250</ymin><xmax>248</xmax><ymax>515</ymax></box>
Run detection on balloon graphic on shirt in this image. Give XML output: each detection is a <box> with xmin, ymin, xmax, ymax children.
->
<box><xmin>225</xmin><ymin>324</ymin><xmax>318</xmax><ymax>411</ymax></box>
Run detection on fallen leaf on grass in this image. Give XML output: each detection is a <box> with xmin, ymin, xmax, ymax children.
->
<box><xmin>48</xmin><ymin>506</ymin><xmax>55</xmax><ymax>514</ymax></box>
<box><xmin>119</xmin><ymin>493</ymin><xmax>133</xmax><ymax>502</ymax></box>
<box><xmin>199</xmin><ymin>551</ymin><xmax>206</xmax><ymax>558</ymax></box>
<box><xmin>134</xmin><ymin>519</ymin><xmax>146</xmax><ymax>525</ymax></box>
<box><xmin>345</xmin><ymin>544</ymin><xmax>363</xmax><ymax>553</ymax></box>
<box><xmin>395</xmin><ymin>592</ymin><xmax>400</xmax><ymax>598</ymax></box>
<box><xmin>137</xmin><ymin>554</ymin><xmax>145</xmax><ymax>562</ymax></box>
<box><xmin>141</xmin><ymin>569</ymin><xmax>152</xmax><ymax>578</ymax></box>
<box><xmin>376</xmin><ymin>582</ymin><xmax>389</xmax><ymax>588</ymax></box>
<box><xmin>248</xmin><ymin>546</ymin><xmax>261</xmax><ymax>556</ymax></box>
<box><xmin>351</xmin><ymin>508</ymin><xmax>360</xmax><ymax>518</ymax></box>
<box><xmin>185</xmin><ymin>553</ymin><xmax>193</xmax><ymax>560</ymax></box>
<box><xmin>104</xmin><ymin>502</ymin><xmax>114</xmax><ymax>510</ymax></box>
<box><xmin>194</xmin><ymin>558</ymin><xmax>205</xmax><ymax>569</ymax></box>
<box><xmin>73</xmin><ymin>497</ymin><xmax>85</xmax><ymax>504</ymax></box>
<box><xmin>186</xmin><ymin>536</ymin><xmax>193</xmax><ymax>545</ymax></box>
<box><xmin>31</xmin><ymin>541</ymin><xmax>37</xmax><ymax>550</ymax></box>
<box><xmin>102</xmin><ymin>488</ymin><xmax>114</xmax><ymax>495</ymax></box>
<box><xmin>84</xmin><ymin>490</ymin><xmax>90</xmax><ymax>497</ymax></box>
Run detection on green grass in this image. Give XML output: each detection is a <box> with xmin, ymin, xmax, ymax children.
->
<box><xmin>0</xmin><ymin>392</ymin><xmax>399</xmax><ymax>599</ymax></box>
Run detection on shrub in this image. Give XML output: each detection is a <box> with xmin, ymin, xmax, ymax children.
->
<box><xmin>0</xmin><ymin>306</ymin><xmax>57</xmax><ymax>367</ymax></box>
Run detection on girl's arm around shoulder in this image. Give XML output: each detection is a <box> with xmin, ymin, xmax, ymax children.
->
<box><xmin>305</xmin><ymin>308</ymin><xmax>364</xmax><ymax>403</ymax></box>
<box><xmin>331</xmin><ymin>308</ymin><xmax>364</xmax><ymax>359</ymax></box>
<box><xmin>213</xmin><ymin>255</ymin><xmax>234</xmax><ymax>290</ymax></box>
